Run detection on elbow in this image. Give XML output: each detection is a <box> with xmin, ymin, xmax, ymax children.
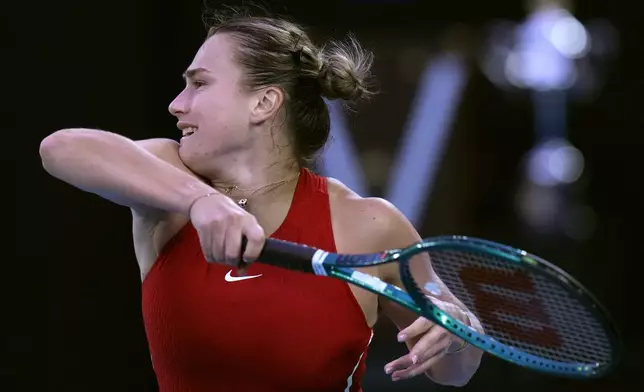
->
<box><xmin>39</xmin><ymin>129</ymin><xmax>86</xmax><ymax>171</ymax></box>
<box><xmin>40</xmin><ymin>129</ymin><xmax>72</xmax><ymax>160</ymax></box>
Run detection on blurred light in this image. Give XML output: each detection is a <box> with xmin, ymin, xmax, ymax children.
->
<box><xmin>322</xmin><ymin>54</ymin><xmax>468</xmax><ymax>227</ymax></box>
<box><xmin>480</xmin><ymin>46</ymin><xmax>514</xmax><ymax>89</ymax></box>
<box><xmin>526</xmin><ymin>139</ymin><xmax>584</xmax><ymax>186</ymax></box>
<box><xmin>549</xmin><ymin>16</ymin><xmax>591</xmax><ymax>58</ymax></box>
<box><xmin>504</xmin><ymin>51</ymin><xmax>528</xmax><ymax>89</ymax></box>
<box><xmin>504</xmin><ymin>49</ymin><xmax>577</xmax><ymax>91</ymax></box>
<box><xmin>479</xmin><ymin>5</ymin><xmax>611</xmax><ymax>93</ymax></box>
<box><xmin>386</xmin><ymin>53</ymin><xmax>468</xmax><ymax>226</ymax></box>
<box><xmin>547</xmin><ymin>144</ymin><xmax>584</xmax><ymax>183</ymax></box>
<box><xmin>320</xmin><ymin>101</ymin><xmax>368</xmax><ymax>196</ymax></box>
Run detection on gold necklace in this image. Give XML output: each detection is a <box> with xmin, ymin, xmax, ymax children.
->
<box><xmin>213</xmin><ymin>173</ymin><xmax>300</xmax><ymax>209</ymax></box>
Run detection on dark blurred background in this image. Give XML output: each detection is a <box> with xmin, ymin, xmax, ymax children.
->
<box><xmin>9</xmin><ymin>0</ymin><xmax>641</xmax><ymax>391</ymax></box>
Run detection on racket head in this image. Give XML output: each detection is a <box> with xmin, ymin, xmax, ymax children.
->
<box><xmin>397</xmin><ymin>235</ymin><xmax>621</xmax><ymax>379</ymax></box>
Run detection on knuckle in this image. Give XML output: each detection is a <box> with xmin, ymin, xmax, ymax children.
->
<box><xmin>204</xmin><ymin>220</ymin><xmax>221</xmax><ymax>231</ymax></box>
<box><xmin>230</xmin><ymin>215</ymin><xmax>246</xmax><ymax>227</ymax></box>
<box><xmin>226</xmin><ymin>211</ymin><xmax>240</xmax><ymax>221</ymax></box>
<box><xmin>253</xmin><ymin>231</ymin><xmax>266</xmax><ymax>242</ymax></box>
<box><xmin>225</xmin><ymin>247</ymin><xmax>241</xmax><ymax>261</ymax></box>
<box><xmin>252</xmin><ymin>224</ymin><xmax>266</xmax><ymax>238</ymax></box>
<box><xmin>195</xmin><ymin>221</ymin><xmax>209</xmax><ymax>232</ymax></box>
<box><xmin>242</xmin><ymin>215</ymin><xmax>258</xmax><ymax>228</ymax></box>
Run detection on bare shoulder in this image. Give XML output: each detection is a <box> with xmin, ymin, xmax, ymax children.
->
<box><xmin>131</xmin><ymin>138</ymin><xmax>199</xmax><ymax>221</ymax></box>
<box><xmin>327</xmin><ymin>177</ymin><xmax>422</xmax><ymax>255</ymax></box>
<box><xmin>135</xmin><ymin>138</ymin><xmax>195</xmax><ymax>177</ymax></box>
<box><xmin>132</xmin><ymin>137</ymin><xmax>197</xmax><ymax>224</ymax></box>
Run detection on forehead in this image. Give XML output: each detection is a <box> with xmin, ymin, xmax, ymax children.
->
<box><xmin>188</xmin><ymin>33</ymin><xmax>240</xmax><ymax>75</ymax></box>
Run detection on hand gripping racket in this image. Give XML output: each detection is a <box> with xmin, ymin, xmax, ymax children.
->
<box><xmin>252</xmin><ymin>235</ymin><xmax>621</xmax><ymax>379</ymax></box>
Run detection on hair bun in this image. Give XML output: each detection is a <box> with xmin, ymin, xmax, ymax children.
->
<box><xmin>317</xmin><ymin>35</ymin><xmax>374</xmax><ymax>103</ymax></box>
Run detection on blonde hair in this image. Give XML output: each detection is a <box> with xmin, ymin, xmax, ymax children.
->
<box><xmin>206</xmin><ymin>7</ymin><xmax>375</xmax><ymax>167</ymax></box>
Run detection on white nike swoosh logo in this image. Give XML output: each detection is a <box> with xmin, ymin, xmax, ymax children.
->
<box><xmin>224</xmin><ymin>270</ymin><xmax>263</xmax><ymax>282</ymax></box>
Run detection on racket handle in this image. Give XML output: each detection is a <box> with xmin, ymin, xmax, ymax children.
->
<box><xmin>254</xmin><ymin>238</ymin><xmax>318</xmax><ymax>274</ymax></box>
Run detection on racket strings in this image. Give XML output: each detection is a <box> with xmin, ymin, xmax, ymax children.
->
<box><xmin>416</xmin><ymin>250</ymin><xmax>613</xmax><ymax>365</ymax></box>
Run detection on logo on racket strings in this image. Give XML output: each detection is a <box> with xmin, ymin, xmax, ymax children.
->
<box><xmin>459</xmin><ymin>267</ymin><xmax>563</xmax><ymax>349</ymax></box>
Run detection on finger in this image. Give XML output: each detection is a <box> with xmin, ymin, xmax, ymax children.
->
<box><xmin>384</xmin><ymin>353</ymin><xmax>413</xmax><ymax>375</ymax></box>
<box><xmin>408</xmin><ymin>326</ymin><xmax>451</xmax><ymax>364</ymax></box>
<box><xmin>236</xmin><ymin>263</ymin><xmax>249</xmax><ymax>276</ymax></box>
<box><xmin>235</xmin><ymin>236</ymin><xmax>249</xmax><ymax>275</ymax></box>
<box><xmin>391</xmin><ymin>348</ymin><xmax>448</xmax><ymax>381</ymax></box>
<box><xmin>236</xmin><ymin>237</ymin><xmax>251</xmax><ymax>275</ymax></box>
<box><xmin>241</xmin><ymin>218</ymin><xmax>265</xmax><ymax>262</ymax></box>
<box><xmin>196</xmin><ymin>226</ymin><xmax>214</xmax><ymax>262</ymax></box>
<box><xmin>223</xmin><ymin>223</ymin><xmax>243</xmax><ymax>265</ymax></box>
<box><xmin>397</xmin><ymin>317</ymin><xmax>435</xmax><ymax>342</ymax></box>
<box><xmin>210</xmin><ymin>221</ymin><xmax>226</xmax><ymax>263</ymax></box>
<box><xmin>385</xmin><ymin>332</ymin><xmax>450</xmax><ymax>376</ymax></box>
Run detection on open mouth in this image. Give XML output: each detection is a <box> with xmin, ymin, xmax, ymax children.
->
<box><xmin>182</xmin><ymin>127</ymin><xmax>197</xmax><ymax>137</ymax></box>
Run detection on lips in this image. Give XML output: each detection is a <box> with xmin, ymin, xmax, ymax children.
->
<box><xmin>182</xmin><ymin>127</ymin><xmax>197</xmax><ymax>137</ymax></box>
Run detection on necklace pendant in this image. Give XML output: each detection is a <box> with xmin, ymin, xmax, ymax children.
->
<box><xmin>237</xmin><ymin>198</ymin><xmax>248</xmax><ymax>209</ymax></box>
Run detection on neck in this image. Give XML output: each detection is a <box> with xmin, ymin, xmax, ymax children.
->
<box><xmin>194</xmin><ymin>123</ymin><xmax>303</xmax><ymax>205</ymax></box>
<box><xmin>205</xmin><ymin>151</ymin><xmax>300</xmax><ymax>199</ymax></box>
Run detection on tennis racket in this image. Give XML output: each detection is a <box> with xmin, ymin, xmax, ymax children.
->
<box><xmin>252</xmin><ymin>235</ymin><xmax>620</xmax><ymax>379</ymax></box>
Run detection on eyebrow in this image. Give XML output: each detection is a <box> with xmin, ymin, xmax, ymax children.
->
<box><xmin>182</xmin><ymin>67</ymin><xmax>210</xmax><ymax>80</ymax></box>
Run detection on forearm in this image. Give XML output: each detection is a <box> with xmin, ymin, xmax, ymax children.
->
<box><xmin>39</xmin><ymin>128</ymin><xmax>214</xmax><ymax>215</ymax></box>
<box><xmin>425</xmin><ymin>311</ymin><xmax>484</xmax><ymax>387</ymax></box>
<box><xmin>425</xmin><ymin>342</ymin><xmax>482</xmax><ymax>386</ymax></box>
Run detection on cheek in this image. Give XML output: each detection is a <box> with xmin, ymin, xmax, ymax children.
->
<box><xmin>178</xmin><ymin>135</ymin><xmax>217</xmax><ymax>170</ymax></box>
<box><xmin>196</xmin><ymin>91</ymin><xmax>237</xmax><ymax>122</ymax></box>
<box><xmin>209</xmin><ymin>103</ymin><xmax>249</xmax><ymax>134</ymax></box>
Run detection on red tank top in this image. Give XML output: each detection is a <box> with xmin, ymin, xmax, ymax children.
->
<box><xmin>142</xmin><ymin>168</ymin><xmax>373</xmax><ymax>392</ymax></box>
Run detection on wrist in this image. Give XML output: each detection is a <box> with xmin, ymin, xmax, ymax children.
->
<box><xmin>178</xmin><ymin>178</ymin><xmax>221</xmax><ymax>216</ymax></box>
<box><xmin>446</xmin><ymin>308</ymin><xmax>472</xmax><ymax>354</ymax></box>
<box><xmin>186</xmin><ymin>190</ymin><xmax>222</xmax><ymax>216</ymax></box>
<box><xmin>446</xmin><ymin>337</ymin><xmax>469</xmax><ymax>354</ymax></box>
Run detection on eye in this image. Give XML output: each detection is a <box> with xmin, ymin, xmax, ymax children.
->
<box><xmin>190</xmin><ymin>80</ymin><xmax>207</xmax><ymax>89</ymax></box>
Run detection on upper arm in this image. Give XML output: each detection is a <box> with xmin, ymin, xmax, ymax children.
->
<box><xmin>135</xmin><ymin>138</ymin><xmax>193</xmax><ymax>175</ymax></box>
<box><xmin>329</xmin><ymin>184</ymin><xmax>469</xmax><ymax>330</ymax></box>
<box><xmin>130</xmin><ymin>138</ymin><xmax>198</xmax><ymax>220</ymax></box>
<box><xmin>370</xmin><ymin>203</ymin><xmax>471</xmax><ymax>327</ymax></box>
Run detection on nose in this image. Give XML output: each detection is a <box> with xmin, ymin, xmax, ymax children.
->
<box><xmin>168</xmin><ymin>88</ymin><xmax>190</xmax><ymax>117</ymax></box>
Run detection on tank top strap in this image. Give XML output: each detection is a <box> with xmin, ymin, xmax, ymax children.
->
<box><xmin>271</xmin><ymin>167</ymin><xmax>336</xmax><ymax>251</ymax></box>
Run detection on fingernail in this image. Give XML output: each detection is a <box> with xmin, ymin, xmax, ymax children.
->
<box><xmin>392</xmin><ymin>376</ymin><xmax>400</xmax><ymax>382</ymax></box>
<box><xmin>412</xmin><ymin>355</ymin><xmax>419</xmax><ymax>364</ymax></box>
<box><xmin>385</xmin><ymin>367</ymin><xmax>393</xmax><ymax>374</ymax></box>
<box><xmin>397</xmin><ymin>333</ymin><xmax>407</xmax><ymax>342</ymax></box>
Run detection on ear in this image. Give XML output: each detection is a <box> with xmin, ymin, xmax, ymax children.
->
<box><xmin>249</xmin><ymin>86</ymin><xmax>284</xmax><ymax>125</ymax></box>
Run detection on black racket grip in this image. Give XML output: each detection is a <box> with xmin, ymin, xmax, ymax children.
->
<box><xmin>242</xmin><ymin>237</ymin><xmax>317</xmax><ymax>274</ymax></box>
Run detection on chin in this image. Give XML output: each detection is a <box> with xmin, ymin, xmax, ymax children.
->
<box><xmin>178</xmin><ymin>143</ymin><xmax>223</xmax><ymax>178</ymax></box>
<box><xmin>177</xmin><ymin>144</ymin><xmax>201</xmax><ymax>172</ymax></box>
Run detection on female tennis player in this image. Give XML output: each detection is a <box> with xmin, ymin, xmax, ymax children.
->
<box><xmin>39</xmin><ymin>8</ymin><xmax>483</xmax><ymax>391</ymax></box>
